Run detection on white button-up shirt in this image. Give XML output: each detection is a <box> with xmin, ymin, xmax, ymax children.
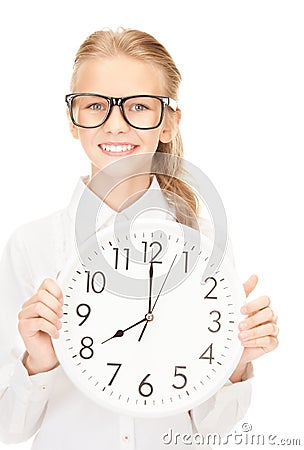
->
<box><xmin>0</xmin><ymin>176</ymin><xmax>252</xmax><ymax>449</ymax></box>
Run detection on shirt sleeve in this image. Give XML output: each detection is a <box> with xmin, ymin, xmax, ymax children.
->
<box><xmin>189</xmin><ymin>363</ymin><xmax>253</xmax><ymax>436</ymax></box>
<box><xmin>0</xmin><ymin>228</ymin><xmax>60</xmax><ymax>444</ymax></box>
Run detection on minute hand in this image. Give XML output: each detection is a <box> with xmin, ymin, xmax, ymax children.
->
<box><xmin>138</xmin><ymin>254</ymin><xmax>178</xmax><ymax>342</ymax></box>
<box><xmin>151</xmin><ymin>253</ymin><xmax>178</xmax><ymax>313</ymax></box>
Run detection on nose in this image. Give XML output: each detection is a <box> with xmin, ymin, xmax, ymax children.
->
<box><xmin>102</xmin><ymin>105</ymin><xmax>130</xmax><ymax>134</ymax></box>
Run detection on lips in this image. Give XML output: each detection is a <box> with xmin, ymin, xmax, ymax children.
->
<box><xmin>99</xmin><ymin>143</ymin><xmax>137</xmax><ymax>155</ymax></box>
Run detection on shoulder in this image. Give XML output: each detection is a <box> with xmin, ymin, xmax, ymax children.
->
<box><xmin>196</xmin><ymin>215</ymin><xmax>236</xmax><ymax>267</ymax></box>
<box><xmin>1</xmin><ymin>208</ymin><xmax>70</xmax><ymax>291</ymax></box>
<box><xmin>9</xmin><ymin>208</ymin><xmax>68</xmax><ymax>249</ymax></box>
<box><xmin>197</xmin><ymin>215</ymin><xmax>214</xmax><ymax>241</ymax></box>
<box><xmin>3</xmin><ymin>208</ymin><xmax>69</xmax><ymax>277</ymax></box>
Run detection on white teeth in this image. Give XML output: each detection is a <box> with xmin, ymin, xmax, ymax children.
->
<box><xmin>101</xmin><ymin>144</ymin><xmax>134</xmax><ymax>153</ymax></box>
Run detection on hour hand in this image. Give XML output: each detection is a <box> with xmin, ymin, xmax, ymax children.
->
<box><xmin>101</xmin><ymin>317</ymin><xmax>146</xmax><ymax>344</ymax></box>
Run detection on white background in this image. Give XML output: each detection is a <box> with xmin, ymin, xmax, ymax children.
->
<box><xmin>0</xmin><ymin>1</ymin><xmax>303</xmax><ymax>448</ymax></box>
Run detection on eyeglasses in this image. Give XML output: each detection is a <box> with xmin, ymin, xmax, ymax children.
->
<box><xmin>65</xmin><ymin>93</ymin><xmax>177</xmax><ymax>130</ymax></box>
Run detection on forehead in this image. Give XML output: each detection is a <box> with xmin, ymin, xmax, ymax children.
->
<box><xmin>74</xmin><ymin>55</ymin><xmax>166</xmax><ymax>97</ymax></box>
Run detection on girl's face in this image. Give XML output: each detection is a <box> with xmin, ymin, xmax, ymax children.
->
<box><xmin>68</xmin><ymin>55</ymin><xmax>179</xmax><ymax>178</ymax></box>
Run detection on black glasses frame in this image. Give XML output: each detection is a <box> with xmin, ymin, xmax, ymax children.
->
<box><xmin>65</xmin><ymin>93</ymin><xmax>177</xmax><ymax>130</ymax></box>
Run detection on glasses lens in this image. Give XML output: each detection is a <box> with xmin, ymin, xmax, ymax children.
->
<box><xmin>71</xmin><ymin>95</ymin><xmax>109</xmax><ymax>127</ymax></box>
<box><xmin>123</xmin><ymin>96</ymin><xmax>163</xmax><ymax>129</ymax></box>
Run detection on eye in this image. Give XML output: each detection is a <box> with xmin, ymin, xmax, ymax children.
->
<box><xmin>130</xmin><ymin>103</ymin><xmax>149</xmax><ymax>112</ymax></box>
<box><xmin>88</xmin><ymin>103</ymin><xmax>105</xmax><ymax>111</ymax></box>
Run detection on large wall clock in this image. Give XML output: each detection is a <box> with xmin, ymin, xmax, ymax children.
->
<box><xmin>53</xmin><ymin>218</ymin><xmax>244</xmax><ymax>417</ymax></box>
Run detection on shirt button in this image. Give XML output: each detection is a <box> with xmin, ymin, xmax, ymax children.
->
<box><xmin>40</xmin><ymin>385</ymin><xmax>46</xmax><ymax>390</ymax></box>
<box><xmin>122</xmin><ymin>434</ymin><xmax>130</xmax><ymax>443</ymax></box>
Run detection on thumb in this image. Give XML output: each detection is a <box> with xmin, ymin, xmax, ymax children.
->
<box><xmin>243</xmin><ymin>274</ymin><xmax>258</xmax><ymax>298</ymax></box>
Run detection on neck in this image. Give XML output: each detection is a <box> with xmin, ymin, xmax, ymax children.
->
<box><xmin>87</xmin><ymin>167</ymin><xmax>152</xmax><ymax>212</ymax></box>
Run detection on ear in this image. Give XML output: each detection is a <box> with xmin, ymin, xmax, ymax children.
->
<box><xmin>66</xmin><ymin>107</ymin><xmax>79</xmax><ymax>140</ymax></box>
<box><xmin>159</xmin><ymin>109</ymin><xmax>181</xmax><ymax>144</ymax></box>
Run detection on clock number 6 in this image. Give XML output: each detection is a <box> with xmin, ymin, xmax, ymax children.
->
<box><xmin>138</xmin><ymin>374</ymin><xmax>153</xmax><ymax>397</ymax></box>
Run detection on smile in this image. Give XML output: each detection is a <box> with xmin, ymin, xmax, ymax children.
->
<box><xmin>100</xmin><ymin>144</ymin><xmax>137</xmax><ymax>154</ymax></box>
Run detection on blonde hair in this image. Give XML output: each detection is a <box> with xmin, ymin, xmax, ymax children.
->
<box><xmin>71</xmin><ymin>28</ymin><xmax>201</xmax><ymax>227</ymax></box>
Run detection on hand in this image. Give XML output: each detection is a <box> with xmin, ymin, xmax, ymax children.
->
<box><xmin>101</xmin><ymin>317</ymin><xmax>147</xmax><ymax>344</ymax></box>
<box><xmin>229</xmin><ymin>274</ymin><xmax>279</xmax><ymax>383</ymax></box>
<box><xmin>18</xmin><ymin>278</ymin><xmax>63</xmax><ymax>375</ymax></box>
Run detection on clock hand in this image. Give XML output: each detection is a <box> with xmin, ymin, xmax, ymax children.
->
<box><xmin>151</xmin><ymin>253</ymin><xmax>177</xmax><ymax>313</ymax></box>
<box><xmin>137</xmin><ymin>261</ymin><xmax>155</xmax><ymax>342</ymax></box>
<box><xmin>138</xmin><ymin>254</ymin><xmax>178</xmax><ymax>342</ymax></box>
<box><xmin>148</xmin><ymin>261</ymin><xmax>154</xmax><ymax>314</ymax></box>
<box><xmin>101</xmin><ymin>317</ymin><xmax>147</xmax><ymax>344</ymax></box>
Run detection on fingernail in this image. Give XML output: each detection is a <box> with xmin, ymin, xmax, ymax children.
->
<box><xmin>239</xmin><ymin>331</ymin><xmax>248</xmax><ymax>340</ymax></box>
<box><xmin>241</xmin><ymin>305</ymin><xmax>248</xmax><ymax>314</ymax></box>
<box><xmin>239</xmin><ymin>321</ymin><xmax>248</xmax><ymax>330</ymax></box>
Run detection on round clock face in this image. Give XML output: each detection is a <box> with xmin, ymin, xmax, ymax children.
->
<box><xmin>53</xmin><ymin>219</ymin><xmax>245</xmax><ymax>417</ymax></box>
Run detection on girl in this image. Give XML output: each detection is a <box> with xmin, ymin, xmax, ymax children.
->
<box><xmin>0</xmin><ymin>28</ymin><xmax>278</xmax><ymax>449</ymax></box>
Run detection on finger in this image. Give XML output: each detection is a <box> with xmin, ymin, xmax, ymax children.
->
<box><xmin>22</xmin><ymin>289</ymin><xmax>63</xmax><ymax>316</ymax></box>
<box><xmin>38</xmin><ymin>278</ymin><xmax>63</xmax><ymax>301</ymax></box>
<box><xmin>241</xmin><ymin>295</ymin><xmax>270</xmax><ymax>315</ymax></box>
<box><xmin>239</xmin><ymin>306</ymin><xmax>275</xmax><ymax>330</ymax></box>
<box><xmin>239</xmin><ymin>322</ymin><xmax>279</xmax><ymax>342</ymax></box>
<box><xmin>18</xmin><ymin>317</ymin><xmax>61</xmax><ymax>339</ymax></box>
<box><xmin>19</xmin><ymin>301</ymin><xmax>63</xmax><ymax>326</ymax></box>
<box><xmin>243</xmin><ymin>274</ymin><xmax>258</xmax><ymax>298</ymax></box>
<box><xmin>241</xmin><ymin>335</ymin><xmax>279</xmax><ymax>351</ymax></box>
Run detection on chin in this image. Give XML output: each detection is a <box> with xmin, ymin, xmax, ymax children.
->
<box><xmin>99</xmin><ymin>152</ymin><xmax>154</xmax><ymax>181</ymax></box>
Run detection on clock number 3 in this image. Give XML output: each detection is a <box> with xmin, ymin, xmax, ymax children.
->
<box><xmin>208</xmin><ymin>310</ymin><xmax>221</xmax><ymax>333</ymax></box>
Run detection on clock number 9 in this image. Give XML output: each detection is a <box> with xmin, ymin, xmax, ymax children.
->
<box><xmin>76</xmin><ymin>303</ymin><xmax>91</xmax><ymax>326</ymax></box>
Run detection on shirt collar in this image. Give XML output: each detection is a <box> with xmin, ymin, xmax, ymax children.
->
<box><xmin>67</xmin><ymin>175</ymin><xmax>176</xmax><ymax>245</ymax></box>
